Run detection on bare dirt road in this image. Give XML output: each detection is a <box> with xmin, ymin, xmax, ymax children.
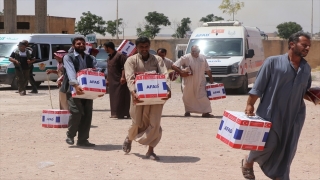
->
<box><xmin>0</xmin><ymin>72</ymin><xmax>319</xmax><ymax>180</ymax></box>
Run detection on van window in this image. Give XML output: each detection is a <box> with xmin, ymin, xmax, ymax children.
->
<box><xmin>51</xmin><ymin>44</ymin><xmax>72</xmax><ymax>57</ymax></box>
<box><xmin>40</xmin><ymin>44</ymin><xmax>50</xmax><ymax>60</ymax></box>
<box><xmin>186</xmin><ymin>38</ymin><xmax>243</xmax><ymax>57</ymax></box>
<box><xmin>29</xmin><ymin>44</ymin><xmax>40</xmax><ymax>59</ymax></box>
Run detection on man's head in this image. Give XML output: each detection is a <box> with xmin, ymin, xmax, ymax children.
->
<box><xmin>72</xmin><ymin>37</ymin><xmax>86</xmax><ymax>54</ymax></box>
<box><xmin>157</xmin><ymin>48</ymin><xmax>167</xmax><ymax>59</ymax></box>
<box><xmin>136</xmin><ymin>37</ymin><xmax>150</xmax><ymax>57</ymax></box>
<box><xmin>191</xmin><ymin>45</ymin><xmax>200</xmax><ymax>58</ymax></box>
<box><xmin>54</xmin><ymin>50</ymin><xmax>67</xmax><ymax>63</ymax></box>
<box><xmin>103</xmin><ymin>42</ymin><xmax>116</xmax><ymax>54</ymax></box>
<box><xmin>288</xmin><ymin>32</ymin><xmax>311</xmax><ymax>57</ymax></box>
<box><xmin>17</xmin><ymin>42</ymin><xmax>27</xmax><ymax>52</ymax></box>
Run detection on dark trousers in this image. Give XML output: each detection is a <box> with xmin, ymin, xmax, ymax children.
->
<box><xmin>29</xmin><ymin>67</ymin><xmax>37</xmax><ymax>91</ymax></box>
<box><xmin>66</xmin><ymin>93</ymin><xmax>93</xmax><ymax>141</ymax></box>
<box><xmin>15</xmin><ymin>68</ymin><xmax>29</xmax><ymax>93</ymax></box>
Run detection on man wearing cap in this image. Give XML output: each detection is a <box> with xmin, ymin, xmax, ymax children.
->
<box><xmin>104</xmin><ymin>42</ymin><xmax>130</xmax><ymax>119</ymax></box>
<box><xmin>46</xmin><ymin>50</ymin><xmax>68</xmax><ymax>110</ymax></box>
<box><xmin>9</xmin><ymin>42</ymin><xmax>34</xmax><ymax>96</ymax></box>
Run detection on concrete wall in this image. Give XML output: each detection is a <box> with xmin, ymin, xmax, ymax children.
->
<box><xmin>97</xmin><ymin>38</ymin><xmax>320</xmax><ymax>69</ymax></box>
<box><xmin>35</xmin><ymin>0</ymin><xmax>47</xmax><ymax>33</ymax></box>
<box><xmin>3</xmin><ymin>0</ymin><xmax>17</xmax><ymax>33</ymax></box>
<box><xmin>0</xmin><ymin>16</ymin><xmax>75</xmax><ymax>34</ymax></box>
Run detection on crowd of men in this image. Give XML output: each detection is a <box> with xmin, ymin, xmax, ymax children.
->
<box><xmin>9</xmin><ymin>32</ymin><xmax>314</xmax><ymax>180</ymax></box>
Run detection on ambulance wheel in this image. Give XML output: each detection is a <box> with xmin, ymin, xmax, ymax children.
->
<box><xmin>10</xmin><ymin>78</ymin><xmax>18</xmax><ymax>90</ymax></box>
<box><xmin>238</xmin><ymin>75</ymin><xmax>248</xmax><ymax>94</ymax></box>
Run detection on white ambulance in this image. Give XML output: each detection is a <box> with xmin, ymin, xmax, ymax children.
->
<box><xmin>0</xmin><ymin>34</ymin><xmax>84</xmax><ymax>89</ymax></box>
<box><xmin>179</xmin><ymin>21</ymin><xmax>265</xmax><ymax>94</ymax></box>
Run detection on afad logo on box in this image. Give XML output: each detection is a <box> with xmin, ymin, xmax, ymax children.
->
<box><xmin>47</xmin><ymin>117</ymin><xmax>54</xmax><ymax>121</ymax></box>
<box><xmin>89</xmin><ymin>80</ymin><xmax>100</xmax><ymax>84</ymax></box>
<box><xmin>212</xmin><ymin>90</ymin><xmax>221</xmax><ymax>94</ymax></box>
<box><xmin>224</xmin><ymin>126</ymin><xmax>232</xmax><ymax>133</ymax></box>
<box><xmin>146</xmin><ymin>84</ymin><xmax>159</xmax><ymax>89</ymax></box>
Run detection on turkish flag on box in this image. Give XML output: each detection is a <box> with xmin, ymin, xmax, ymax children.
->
<box><xmin>206</xmin><ymin>83</ymin><xmax>226</xmax><ymax>100</ymax></box>
<box><xmin>118</xmin><ymin>40</ymin><xmax>136</xmax><ymax>56</ymax></box>
<box><xmin>42</xmin><ymin>110</ymin><xmax>70</xmax><ymax>128</ymax></box>
<box><xmin>70</xmin><ymin>69</ymin><xmax>106</xmax><ymax>99</ymax></box>
<box><xmin>216</xmin><ymin>110</ymin><xmax>272</xmax><ymax>151</ymax></box>
<box><xmin>134</xmin><ymin>74</ymin><xmax>168</xmax><ymax>105</ymax></box>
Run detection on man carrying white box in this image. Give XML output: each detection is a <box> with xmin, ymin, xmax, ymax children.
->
<box><xmin>61</xmin><ymin>37</ymin><xmax>102</xmax><ymax>147</ymax></box>
<box><xmin>241</xmin><ymin>32</ymin><xmax>312</xmax><ymax>180</ymax></box>
<box><xmin>122</xmin><ymin>37</ymin><xmax>171</xmax><ymax>160</ymax></box>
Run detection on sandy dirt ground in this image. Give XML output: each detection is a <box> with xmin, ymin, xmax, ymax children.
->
<box><xmin>0</xmin><ymin>72</ymin><xmax>319</xmax><ymax>180</ymax></box>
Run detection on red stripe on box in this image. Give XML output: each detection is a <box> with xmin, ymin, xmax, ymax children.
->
<box><xmin>242</xmin><ymin>145</ymin><xmax>258</xmax><ymax>150</ymax></box>
<box><xmin>61</xmin><ymin>125</ymin><xmax>68</xmax><ymax>128</ymax></box>
<box><xmin>264</xmin><ymin>122</ymin><xmax>272</xmax><ymax>128</ymax></box>
<box><xmin>144</xmin><ymin>94</ymin><xmax>159</xmax><ymax>98</ymax></box>
<box><xmin>228</xmin><ymin>113</ymin><xmax>238</xmax><ymax>122</ymax></box>
<box><xmin>47</xmin><ymin>124</ymin><xmax>53</xmax><ymax>128</ymax></box>
<box><xmin>257</xmin><ymin>146</ymin><xmax>265</xmax><ymax>151</ymax></box>
<box><xmin>157</xmin><ymin>93</ymin><xmax>167</xmax><ymax>97</ymax></box>
<box><xmin>223</xmin><ymin>111</ymin><xmax>229</xmax><ymax>117</ymax></box>
<box><xmin>42</xmin><ymin>124</ymin><xmax>49</xmax><ymax>128</ymax></box>
<box><xmin>228</xmin><ymin>142</ymin><xmax>242</xmax><ymax>149</ymax></box>
<box><xmin>117</xmin><ymin>40</ymin><xmax>128</xmax><ymax>52</ymax></box>
<box><xmin>216</xmin><ymin>133</ymin><xmax>221</xmax><ymax>139</ymax></box>
<box><xmin>249</xmin><ymin>121</ymin><xmax>264</xmax><ymax>127</ymax></box>
<box><xmin>143</xmin><ymin>75</ymin><xmax>158</xmax><ymax>79</ymax></box>
<box><xmin>53</xmin><ymin>125</ymin><xmax>62</xmax><ymax>128</ymax></box>
<box><xmin>219</xmin><ymin>136</ymin><xmax>231</xmax><ymax>145</ymax></box>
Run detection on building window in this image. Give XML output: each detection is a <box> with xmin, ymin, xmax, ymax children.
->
<box><xmin>0</xmin><ymin>22</ymin><xmax>4</xmax><ymax>29</ymax></box>
<box><xmin>62</xmin><ymin>31</ymin><xmax>68</xmax><ymax>34</ymax></box>
<box><xmin>17</xmin><ymin>22</ymin><xmax>30</xmax><ymax>29</ymax></box>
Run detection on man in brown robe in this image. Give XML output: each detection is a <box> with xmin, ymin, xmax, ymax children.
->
<box><xmin>122</xmin><ymin>37</ymin><xmax>171</xmax><ymax>160</ymax></box>
<box><xmin>104</xmin><ymin>42</ymin><xmax>131</xmax><ymax>119</ymax></box>
<box><xmin>172</xmin><ymin>45</ymin><xmax>214</xmax><ymax>118</ymax></box>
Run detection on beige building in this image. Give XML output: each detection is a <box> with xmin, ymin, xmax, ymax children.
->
<box><xmin>0</xmin><ymin>15</ymin><xmax>75</xmax><ymax>34</ymax></box>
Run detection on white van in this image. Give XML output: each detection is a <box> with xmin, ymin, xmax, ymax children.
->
<box><xmin>179</xmin><ymin>21</ymin><xmax>265</xmax><ymax>94</ymax></box>
<box><xmin>0</xmin><ymin>34</ymin><xmax>84</xmax><ymax>89</ymax></box>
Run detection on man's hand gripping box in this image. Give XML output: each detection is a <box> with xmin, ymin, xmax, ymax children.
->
<box><xmin>206</xmin><ymin>83</ymin><xmax>226</xmax><ymax>100</ymax></box>
<box><xmin>118</xmin><ymin>40</ymin><xmax>136</xmax><ymax>56</ymax></box>
<box><xmin>42</xmin><ymin>110</ymin><xmax>70</xmax><ymax>128</ymax></box>
<box><xmin>135</xmin><ymin>74</ymin><xmax>168</xmax><ymax>105</ymax></box>
<box><xmin>70</xmin><ymin>69</ymin><xmax>106</xmax><ymax>99</ymax></box>
<box><xmin>216</xmin><ymin>110</ymin><xmax>272</xmax><ymax>151</ymax></box>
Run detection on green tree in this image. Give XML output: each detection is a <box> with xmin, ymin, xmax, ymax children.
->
<box><xmin>219</xmin><ymin>0</ymin><xmax>244</xmax><ymax>21</ymax></box>
<box><xmin>172</xmin><ymin>18</ymin><xmax>191</xmax><ymax>38</ymax></box>
<box><xmin>200</xmin><ymin>14</ymin><xmax>224</xmax><ymax>23</ymax></box>
<box><xmin>106</xmin><ymin>18</ymin><xmax>123</xmax><ymax>37</ymax></box>
<box><xmin>75</xmin><ymin>11</ymin><xmax>106</xmax><ymax>36</ymax></box>
<box><xmin>276</xmin><ymin>22</ymin><xmax>303</xmax><ymax>39</ymax></box>
<box><xmin>136</xmin><ymin>11</ymin><xmax>171</xmax><ymax>39</ymax></box>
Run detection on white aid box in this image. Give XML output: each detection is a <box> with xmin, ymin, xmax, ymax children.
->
<box><xmin>118</xmin><ymin>40</ymin><xmax>136</xmax><ymax>56</ymax></box>
<box><xmin>85</xmin><ymin>42</ymin><xmax>93</xmax><ymax>54</ymax></box>
<box><xmin>42</xmin><ymin>110</ymin><xmax>70</xmax><ymax>128</ymax></box>
<box><xmin>206</xmin><ymin>83</ymin><xmax>226</xmax><ymax>100</ymax></box>
<box><xmin>135</xmin><ymin>74</ymin><xmax>168</xmax><ymax>105</ymax></box>
<box><xmin>70</xmin><ymin>69</ymin><xmax>106</xmax><ymax>99</ymax></box>
<box><xmin>216</xmin><ymin>110</ymin><xmax>272</xmax><ymax>151</ymax></box>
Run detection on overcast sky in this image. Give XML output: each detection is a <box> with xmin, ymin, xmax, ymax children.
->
<box><xmin>1</xmin><ymin>0</ymin><xmax>319</xmax><ymax>37</ymax></box>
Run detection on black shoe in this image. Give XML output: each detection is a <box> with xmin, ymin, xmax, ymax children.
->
<box><xmin>184</xmin><ymin>112</ymin><xmax>191</xmax><ymax>117</ymax></box>
<box><xmin>19</xmin><ymin>91</ymin><xmax>26</xmax><ymax>96</ymax></box>
<box><xmin>66</xmin><ymin>137</ymin><xmax>74</xmax><ymax>145</ymax></box>
<box><xmin>29</xmin><ymin>90</ymin><xmax>38</xmax><ymax>94</ymax></box>
<box><xmin>76</xmin><ymin>140</ymin><xmax>95</xmax><ymax>147</ymax></box>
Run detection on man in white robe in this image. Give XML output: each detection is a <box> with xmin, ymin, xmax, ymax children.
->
<box><xmin>172</xmin><ymin>45</ymin><xmax>214</xmax><ymax>118</ymax></box>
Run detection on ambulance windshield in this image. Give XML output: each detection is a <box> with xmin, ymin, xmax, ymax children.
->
<box><xmin>186</xmin><ymin>38</ymin><xmax>243</xmax><ymax>57</ymax></box>
<box><xmin>0</xmin><ymin>43</ymin><xmax>17</xmax><ymax>57</ymax></box>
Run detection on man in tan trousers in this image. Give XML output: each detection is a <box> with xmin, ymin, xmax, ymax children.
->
<box><xmin>122</xmin><ymin>37</ymin><xmax>171</xmax><ymax>160</ymax></box>
<box><xmin>172</xmin><ymin>45</ymin><xmax>214</xmax><ymax>118</ymax></box>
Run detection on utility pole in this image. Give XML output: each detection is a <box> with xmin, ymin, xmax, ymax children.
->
<box><xmin>116</xmin><ymin>0</ymin><xmax>119</xmax><ymax>39</ymax></box>
<box><xmin>311</xmin><ymin>0</ymin><xmax>313</xmax><ymax>38</ymax></box>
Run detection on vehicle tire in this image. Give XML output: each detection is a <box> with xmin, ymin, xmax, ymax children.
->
<box><xmin>237</xmin><ymin>75</ymin><xmax>248</xmax><ymax>94</ymax></box>
<box><xmin>10</xmin><ymin>78</ymin><xmax>18</xmax><ymax>90</ymax></box>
